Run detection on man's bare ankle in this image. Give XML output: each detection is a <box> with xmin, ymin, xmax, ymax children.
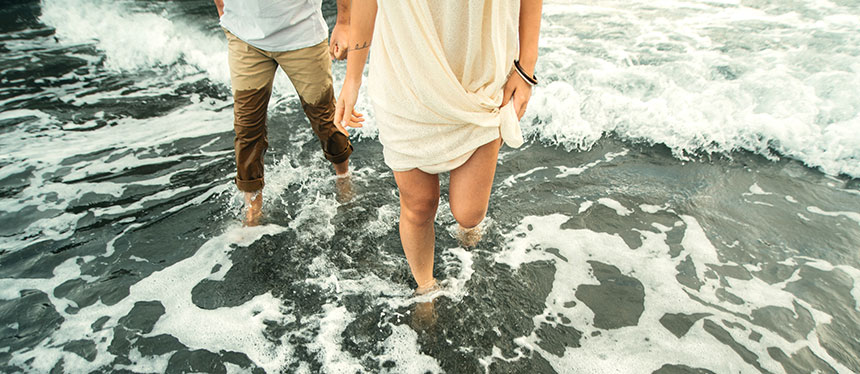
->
<box><xmin>333</xmin><ymin>159</ymin><xmax>349</xmax><ymax>175</ymax></box>
<box><xmin>242</xmin><ymin>190</ymin><xmax>263</xmax><ymax>226</ymax></box>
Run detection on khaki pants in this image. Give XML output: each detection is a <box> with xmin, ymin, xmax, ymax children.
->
<box><xmin>225</xmin><ymin>30</ymin><xmax>352</xmax><ymax>192</ymax></box>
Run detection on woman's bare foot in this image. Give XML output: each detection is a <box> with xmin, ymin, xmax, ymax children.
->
<box><xmin>243</xmin><ymin>190</ymin><xmax>262</xmax><ymax>226</ymax></box>
<box><xmin>411</xmin><ymin>278</ymin><xmax>440</xmax><ymax>330</ymax></box>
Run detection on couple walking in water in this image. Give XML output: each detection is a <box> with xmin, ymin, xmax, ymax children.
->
<box><xmin>217</xmin><ymin>0</ymin><xmax>542</xmax><ymax>293</ymax></box>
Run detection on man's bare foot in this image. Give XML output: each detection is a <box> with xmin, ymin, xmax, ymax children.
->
<box><xmin>243</xmin><ymin>190</ymin><xmax>262</xmax><ymax>226</ymax></box>
<box><xmin>456</xmin><ymin>224</ymin><xmax>483</xmax><ymax>248</ymax></box>
<box><xmin>335</xmin><ymin>174</ymin><xmax>355</xmax><ymax>203</ymax></box>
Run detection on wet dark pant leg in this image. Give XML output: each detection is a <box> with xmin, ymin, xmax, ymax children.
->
<box><xmin>302</xmin><ymin>88</ymin><xmax>353</xmax><ymax>164</ymax></box>
<box><xmin>275</xmin><ymin>40</ymin><xmax>352</xmax><ymax>165</ymax></box>
<box><xmin>233</xmin><ymin>83</ymin><xmax>272</xmax><ymax>192</ymax></box>
<box><xmin>225</xmin><ymin>28</ymin><xmax>278</xmax><ymax>192</ymax></box>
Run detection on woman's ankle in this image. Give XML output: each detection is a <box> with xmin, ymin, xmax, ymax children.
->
<box><xmin>414</xmin><ymin>278</ymin><xmax>439</xmax><ymax>295</ymax></box>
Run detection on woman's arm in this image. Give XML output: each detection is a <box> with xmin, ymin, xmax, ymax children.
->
<box><xmin>334</xmin><ymin>0</ymin><xmax>378</xmax><ymax>134</ymax></box>
<box><xmin>501</xmin><ymin>0</ymin><xmax>543</xmax><ymax>119</ymax></box>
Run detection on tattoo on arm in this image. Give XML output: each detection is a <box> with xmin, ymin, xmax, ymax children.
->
<box><xmin>347</xmin><ymin>41</ymin><xmax>371</xmax><ymax>53</ymax></box>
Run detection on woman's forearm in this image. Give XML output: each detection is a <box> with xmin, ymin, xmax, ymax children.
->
<box><xmin>345</xmin><ymin>0</ymin><xmax>378</xmax><ymax>86</ymax></box>
<box><xmin>517</xmin><ymin>0</ymin><xmax>543</xmax><ymax>76</ymax></box>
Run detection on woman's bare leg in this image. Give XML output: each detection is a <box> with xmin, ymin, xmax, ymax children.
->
<box><xmin>393</xmin><ymin>169</ymin><xmax>440</xmax><ymax>289</ymax></box>
<box><xmin>449</xmin><ymin>137</ymin><xmax>503</xmax><ymax>244</ymax></box>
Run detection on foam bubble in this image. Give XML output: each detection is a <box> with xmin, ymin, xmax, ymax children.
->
<box><xmin>489</xmin><ymin>212</ymin><xmax>855</xmax><ymax>373</ymax></box>
<box><xmin>640</xmin><ymin>203</ymin><xmax>669</xmax><ymax>213</ymax></box>
<box><xmin>555</xmin><ymin>149</ymin><xmax>629</xmax><ymax>178</ymax></box>
<box><xmin>312</xmin><ymin>305</ymin><xmax>364</xmax><ymax>374</ymax></box>
<box><xmin>578</xmin><ymin>200</ymin><xmax>594</xmax><ymax>214</ymax></box>
<box><xmin>114</xmin><ymin>348</ymin><xmax>171</xmax><ymax>374</ymax></box>
<box><xmin>745</xmin><ymin>183</ymin><xmax>772</xmax><ymax>196</ymax></box>
<box><xmin>378</xmin><ymin>325</ymin><xmax>443</xmax><ymax>374</ymax></box>
<box><xmin>366</xmin><ymin>204</ymin><xmax>399</xmax><ymax>237</ymax></box>
<box><xmin>807</xmin><ymin>206</ymin><xmax>860</xmax><ymax>226</ymax></box>
<box><xmin>597</xmin><ymin>197</ymin><xmax>634</xmax><ymax>216</ymax></box>
<box><xmin>502</xmin><ymin>166</ymin><xmax>550</xmax><ymax>187</ymax></box>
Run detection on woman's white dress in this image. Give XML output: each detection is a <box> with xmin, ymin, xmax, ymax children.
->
<box><xmin>367</xmin><ymin>0</ymin><xmax>524</xmax><ymax>174</ymax></box>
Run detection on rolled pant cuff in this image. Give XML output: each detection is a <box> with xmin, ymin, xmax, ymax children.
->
<box><xmin>236</xmin><ymin>176</ymin><xmax>264</xmax><ymax>192</ymax></box>
<box><xmin>325</xmin><ymin>142</ymin><xmax>353</xmax><ymax>165</ymax></box>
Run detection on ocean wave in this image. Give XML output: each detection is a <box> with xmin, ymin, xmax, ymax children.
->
<box><xmin>38</xmin><ymin>0</ymin><xmax>860</xmax><ymax>178</ymax></box>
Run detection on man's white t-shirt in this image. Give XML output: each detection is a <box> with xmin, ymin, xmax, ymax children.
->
<box><xmin>220</xmin><ymin>0</ymin><xmax>328</xmax><ymax>52</ymax></box>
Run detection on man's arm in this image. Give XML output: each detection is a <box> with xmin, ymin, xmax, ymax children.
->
<box><xmin>333</xmin><ymin>0</ymin><xmax>377</xmax><ymax>133</ymax></box>
<box><xmin>329</xmin><ymin>0</ymin><xmax>351</xmax><ymax>60</ymax></box>
<box><xmin>336</xmin><ymin>0</ymin><xmax>350</xmax><ymax>26</ymax></box>
<box><xmin>213</xmin><ymin>0</ymin><xmax>224</xmax><ymax>17</ymax></box>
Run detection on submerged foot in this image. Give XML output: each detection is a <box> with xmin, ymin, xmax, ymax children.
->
<box><xmin>243</xmin><ymin>190</ymin><xmax>263</xmax><ymax>227</ymax></box>
<box><xmin>456</xmin><ymin>224</ymin><xmax>483</xmax><ymax>248</ymax></box>
<box><xmin>335</xmin><ymin>173</ymin><xmax>355</xmax><ymax>203</ymax></box>
<box><xmin>411</xmin><ymin>278</ymin><xmax>440</xmax><ymax>330</ymax></box>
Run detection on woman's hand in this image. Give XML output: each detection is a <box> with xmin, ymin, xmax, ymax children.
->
<box><xmin>334</xmin><ymin>81</ymin><xmax>365</xmax><ymax>136</ymax></box>
<box><xmin>500</xmin><ymin>73</ymin><xmax>533</xmax><ymax>120</ymax></box>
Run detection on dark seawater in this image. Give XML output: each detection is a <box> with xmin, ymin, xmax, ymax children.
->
<box><xmin>1</xmin><ymin>0</ymin><xmax>859</xmax><ymax>373</ymax></box>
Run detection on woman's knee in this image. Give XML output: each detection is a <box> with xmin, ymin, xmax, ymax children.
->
<box><xmin>452</xmin><ymin>206</ymin><xmax>486</xmax><ymax>229</ymax></box>
<box><xmin>401</xmin><ymin>197</ymin><xmax>439</xmax><ymax>225</ymax></box>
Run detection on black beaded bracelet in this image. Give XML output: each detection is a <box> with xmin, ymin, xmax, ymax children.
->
<box><xmin>514</xmin><ymin>59</ymin><xmax>538</xmax><ymax>86</ymax></box>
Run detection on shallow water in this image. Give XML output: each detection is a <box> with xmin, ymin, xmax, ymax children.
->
<box><xmin>1</xmin><ymin>0</ymin><xmax>859</xmax><ymax>373</ymax></box>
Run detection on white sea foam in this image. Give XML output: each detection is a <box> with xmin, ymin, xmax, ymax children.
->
<box><xmin>745</xmin><ymin>183</ymin><xmax>772</xmax><ymax>196</ymax></box>
<box><xmin>597</xmin><ymin>197</ymin><xmax>634</xmax><ymax>216</ymax></box>
<box><xmin>0</xmin><ymin>105</ymin><xmax>233</xmax><ymax>254</ymax></box>
<box><xmin>438</xmin><ymin>247</ymin><xmax>476</xmax><ymax>300</ymax></box>
<box><xmin>807</xmin><ymin>206</ymin><xmax>860</xmax><ymax>226</ymax></box>
<box><xmin>5</xmin><ymin>224</ymin><xmax>299</xmax><ymax>373</ymax></box>
<box><xmin>114</xmin><ymin>348</ymin><xmax>171</xmax><ymax>374</ymax></box>
<box><xmin>576</xmin><ymin>200</ymin><xmax>593</xmax><ymax>214</ymax></box>
<box><xmin>40</xmin><ymin>0</ymin><xmax>228</xmax><ymax>84</ymax></box>
<box><xmin>528</xmin><ymin>0</ymin><xmax>860</xmax><ymax>177</ymax></box>
<box><xmin>366</xmin><ymin>204</ymin><xmax>399</xmax><ymax>237</ymax></box>
<box><xmin>378</xmin><ymin>325</ymin><xmax>444</xmax><ymax>374</ymax></box>
<box><xmin>555</xmin><ymin>149</ymin><xmax>629</xmax><ymax>178</ymax></box>
<box><xmin>502</xmin><ymin>166</ymin><xmax>550</xmax><ymax>187</ymax></box>
<box><xmin>490</xmin><ymin>212</ymin><xmax>856</xmax><ymax>373</ymax></box>
<box><xmin>640</xmin><ymin>203</ymin><xmax>669</xmax><ymax>213</ymax></box>
<box><xmin>312</xmin><ymin>305</ymin><xmax>364</xmax><ymax>374</ymax></box>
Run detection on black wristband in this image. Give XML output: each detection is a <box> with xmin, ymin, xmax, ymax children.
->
<box><xmin>514</xmin><ymin>59</ymin><xmax>538</xmax><ymax>86</ymax></box>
